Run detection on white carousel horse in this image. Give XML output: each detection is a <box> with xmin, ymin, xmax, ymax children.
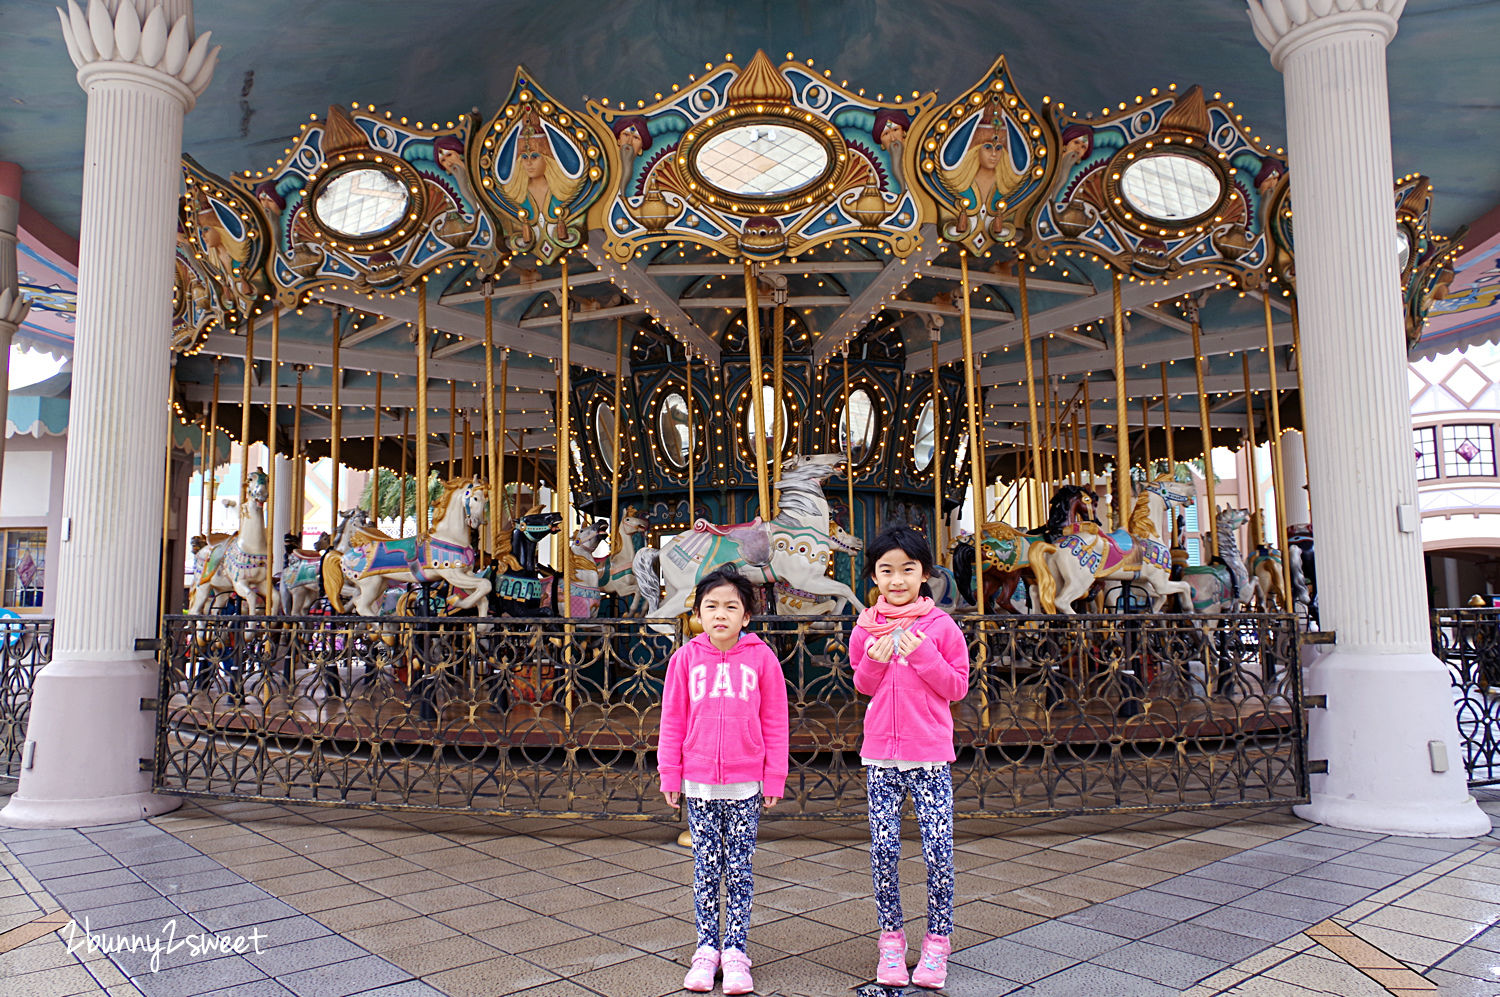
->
<box><xmin>278</xmin><ymin>507</ymin><xmax>371</xmax><ymax>615</ymax></box>
<box><xmin>634</xmin><ymin>453</ymin><xmax>864</xmax><ymax>629</ymax></box>
<box><xmin>598</xmin><ymin>508</ymin><xmax>650</xmax><ymax>613</ymax></box>
<box><xmin>1032</xmin><ymin>478</ymin><xmax>1195</xmax><ymax>614</ymax></box>
<box><xmin>1179</xmin><ymin>506</ymin><xmax>1255</xmax><ymax>619</ymax></box>
<box><xmin>772</xmin><ymin>523</ymin><xmax>864</xmax><ymax>614</ymax></box>
<box><xmin>325</xmin><ymin>477</ymin><xmax>491</xmax><ymax>617</ymax></box>
<box><xmin>564</xmin><ymin>518</ymin><xmax>610</xmax><ymax>618</ymax></box>
<box><xmin>189</xmin><ymin>469</ymin><xmax>277</xmax><ymax>615</ymax></box>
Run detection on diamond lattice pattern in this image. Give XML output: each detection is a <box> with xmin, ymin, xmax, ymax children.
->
<box><xmin>315</xmin><ymin>169</ymin><xmax>408</xmax><ymax>237</ymax></box>
<box><xmin>1121</xmin><ymin>155</ymin><xmax>1221</xmax><ymax>221</ymax></box>
<box><xmin>697</xmin><ymin>126</ymin><xmax>828</xmax><ymax>197</ymax></box>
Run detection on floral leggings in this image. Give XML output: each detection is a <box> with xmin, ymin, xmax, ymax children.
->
<box><xmin>686</xmin><ymin>796</ymin><xmax>761</xmax><ymax>951</ymax></box>
<box><xmin>867</xmin><ymin>764</ymin><xmax>955</xmax><ymax>936</ymax></box>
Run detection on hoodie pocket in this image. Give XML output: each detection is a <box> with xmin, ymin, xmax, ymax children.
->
<box><xmin>683</xmin><ymin>714</ymin><xmax>707</xmax><ymax>755</ymax></box>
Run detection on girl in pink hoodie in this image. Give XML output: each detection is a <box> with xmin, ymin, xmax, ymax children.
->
<box><xmin>658</xmin><ymin>565</ymin><xmax>790</xmax><ymax>995</ymax></box>
<box><xmin>851</xmin><ymin>526</ymin><xmax>970</xmax><ymax>989</ymax></box>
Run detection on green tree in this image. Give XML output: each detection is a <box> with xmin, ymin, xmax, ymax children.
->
<box><xmin>358</xmin><ymin>469</ymin><xmax>443</xmax><ymax>521</ymax></box>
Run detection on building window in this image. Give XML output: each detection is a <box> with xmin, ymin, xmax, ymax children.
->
<box><xmin>1442</xmin><ymin>424</ymin><xmax>1496</xmax><ymax>478</ymax></box>
<box><xmin>1</xmin><ymin>529</ymin><xmax>46</xmax><ymax>609</ymax></box>
<box><xmin>1414</xmin><ymin>426</ymin><xmax>1439</xmax><ymax>481</ymax></box>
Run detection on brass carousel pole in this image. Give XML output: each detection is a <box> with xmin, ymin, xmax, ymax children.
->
<box><xmin>1111</xmin><ymin>275</ymin><xmax>1130</xmax><ymax>529</ymax></box>
<box><xmin>292</xmin><ymin>366</ymin><xmax>303</xmax><ymax>537</ymax></box>
<box><xmin>370</xmin><ymin>374</ymin><xmax>382</xmax><ymax>521</ymax></box>
<box><xmin>448</xmin><ymin>381</ymin><xmax>457</xmax><ymax>479</ymax></box>
<box><xmin>686</xmin><ymin>355</ymin><xmax>696</xmax><ymax>523</ymax></box>
<box><xmin>399</xmin><ymin>409</ymin><xmax>409</xmax><ymax>535</ymax></box>
<box><xmin>264</xmin><ymin>305</ymin><xmax>280</xmax><ymax>612</ymax></box>
<box><xmin>1141</xmin><ymin>397</ymin><xmax>1152</xmax><ymax>472</ymax></box>
<box><xmin>929</xmin><ymin>329</ymin><xmax>944</xmax><ymax>560</ymax></box>
<box><xmin>1070</xmin><ymin>412</ymin><xmax>1082</xmax><ymax>487</ymax></box>
<box><xmin>1262</xmin><ymin>295</ymin><xmax>1293</xmax><ymax>603</ymax></box>
<box><xmin>1190</xmin><ymin>304</ymin><xmax>1218</xmax><ymax>557</ymax></box>
<box><xmin>842</xmin><ymin>347</ymin><xmax>856</xmax><ymax>545</ymax></box>
<box><xmin>497</xmin><ymin>349</ymin><xmax>511</xmax><ymax>520</ymax></box>
<box><xmin>558</xmin><ymin>263</ymin><xmax>574</xmax><ymax>617</ymax></box>
<box><xmin>1082</xmin><ymin>375</ymin><xmax>1097</xmax><ymax>492</ymax></box>
<box><xmin>483</xmin><ymin>283</ymin><xmax>496</xmax><ymax>553</ymax></box>
<box><xmin>1161</xmin><ymin>363</ymin><xmax>1176</xmax><ymax>470</ymax></box>
<box><xmin>610</xmin><ymin>319</ymin><xmax>623</xmax><ymax>544</ymax></box>
<box><xmin>463</xmin><ymin>412</ymin><xmax>473</xmax><ymax>479</ymax></box>
<box><xmin>1242</xmin><ymin>352</ymin><xmax>1262</xmax><ymax>547</ymax></box>
<box><xmin>416</xmin><ymin>288</ymin><xmax>429</xmax><ymax>534</ymax></box>
<box><xmin>197</xmin><ymin>414</ymin><xmax>209</xmax><ymax>536</ymax></box>
<box><xmin>1041</xmin><ymin>337</ymin><xmax>1055</xmax><ymax>493</ymax></box>
<box><xmin>772</xmin><ymin>290</ymin><xmax>785</xmax><ymax>515</ymax></box>
<box><xmin>1018</xmin><ymin>264</ymin><xmax>1044</xmax><ymax>524</ymax></box>
<box><xmin>742</xmin><ymin>262</ymin><xmax>772</xmax><ymax>520</ymax></box>
<box><xmin>206</xmin><ymin>361</ymin><xmax>220</xmax><ymax>536</ymax></box>
<box><xmin>959</xmin><ymin>252</ymin><xmax>986</xmax><ymax>614</ymax></box>
<box><xmin>238</xmin><ymin>313</ymin><xmax>254</xmax><ymax>511</ymax></box>
<box><xmin>330</xmin><ymin>307</ymin><xmax>342</xmax><ymax>534</ymax></box>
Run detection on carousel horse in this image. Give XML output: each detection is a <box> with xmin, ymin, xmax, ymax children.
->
<box><xmin>951</xmin><ymin>522</ymin><xmax>1058</xmax><ymax>614</ymax></box>
<box><xmin>598</xmin><ymin>508</ymin><xmax>650</xmax><ymax>614</ymax></box>
<box><xmin>634</xmin><ymin>453</ymin><xmax>863</xmax><ymax>629</ymax></box>
<box><xmin>494</xmin><ymin>509</ymin><xmax>565</xmax><ymax>615</ymax></box>
<box><xmin>279</xmin><ymin>507</ymin><xmax>371</xmax><ymax>615</ymax></box>
<box><xmin>325</xmin><ymin>477</ymin><xmax>491</xmax><ymax>617</ymax></box>
<box><xmin>771</xmin><ymin>523</ymin><xmax>865</xmax><ymax>614</ymax></box>
<box><xmin>1289</xmin><ymin>525</ymin><xmax>1316</xmax><ymax>620</ymax></box>
<box><xmin>189</xmin><ymin>469</ymin><xmax>277</xmax><ymax>615</ymax></box>
<box><xmin>564</xmin><ymin>518</ymin><xmax>610</xmax><ymax>618</ymax></box>
<box><xmin>1032</xmin><ymin>478</ymin><xmax>1195</xmax><ymax>614</ymax></box>
<box><xmin>1249</xmin><ymin>546</ymin><xmax>1292</xmax><ymax>611</ymax></box>
<box><xmin>1179</xmin><ymin>506</ymin><xmax>1254</xmax><ymax>619</ymax></box>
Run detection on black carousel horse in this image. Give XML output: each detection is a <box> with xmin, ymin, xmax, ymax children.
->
<box><xmin>494</xmin><ymin>511</ymin><xmax>565</xmax><ymax>616</ymax></box>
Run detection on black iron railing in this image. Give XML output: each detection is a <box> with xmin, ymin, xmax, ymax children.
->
<box><xmin>1432</xmin><ymin>607</ymin><xmax>1500</xmax><ymax>786</ymax></box>
<box><xmin>0</xmin><ymin>618</ymin><xmax>52</xmax><ymax>782</ymax></box>
<box><xmin>154</xmin><ymin>612</ymin><xmax>1306</xmax><ymax>819</ymax></box>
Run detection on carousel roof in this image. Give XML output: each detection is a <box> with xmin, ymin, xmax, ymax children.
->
<box><xmin>3</xmin><ymin>1</ymin><xmax>1500</xmax><ymax>477</ymax></box>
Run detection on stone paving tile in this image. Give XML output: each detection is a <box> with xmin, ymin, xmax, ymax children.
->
<box><xmin>948</xmin><ymin>935</ymin><xmax>1079</xmax><ymax>983</ymax></box>
<box><xmin>1092</xmin><ymin>937</ymin><xmax>1227</xmax><ymax>989</ymax></box>
<box><xmin>1004</xmin><ymin>919</ymin><xmax>1127</xmax><ymax>960</ymax></box>
<box><xmin>1059</xmin><ymin>901</ymin><xmax>1177</xmax><ymax>939</ymax></box>
<box><xmin>1146</xmin><ymin>921</ymin><xmax>1271</xmax><ymax>962</ymax></box>
<box><xmin>276</xmin><ymin>953</ymin><xmax>413</xmax><ymax>997</ymax></box>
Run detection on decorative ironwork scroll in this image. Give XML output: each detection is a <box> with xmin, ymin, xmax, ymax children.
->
<box><xmin>0</xmin><ymin>619</ymin><xmax>52</xmax><ymax>782</ymax></box>
<box><xmin>590</xmin><ymin>50</ymin><xmax>935</xmax><ymax>263</ymax></box>
<box><xmin>156</xmin><ymin>612</ymin><xmax>1306</xmax><ymax>819</ymax></box>
<box><xmin>1432</xmin><ymin>607</ymin><xmax>1500</xmax><ymax>786</ymax></box>
<box><xmin>471</xmin><ymin>70</ymin><xmax>614</xmax><ymax>265</ymax></box>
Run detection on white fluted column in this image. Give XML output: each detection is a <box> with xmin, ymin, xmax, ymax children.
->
<box><xmin>272</xmin><ymin>453</ymin><xmax>294</xmax><ymax>571</ymax></box>
<box><xmin>1249</xmin><ymin>0</ymin><xmax>1487</xmax><ymax>836</ymax></box>
<box><xmin>0</xmin><ymin>163</ymin><xmax>32</xmax><ymax>505</ymax></box>
<box><xmin>1280</xmin><ymin>430</ymin><xmax>1309</xmax><ymax>530</ymax></box>
<box><xmin>2</xmin><ymin>0</ymin><xmax>217</xmax><ymax>828</ymax></box>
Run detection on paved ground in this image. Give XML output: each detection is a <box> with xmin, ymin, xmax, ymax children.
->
<box><xmin>1</xmin><ymin>787</ymin><xmax>1498</xmax><ymax>996</ymax></box>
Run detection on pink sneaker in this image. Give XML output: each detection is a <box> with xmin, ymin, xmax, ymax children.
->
<box><xmin>911</xmin><ymin>932</ymin><xmax>951</xmax><ymax>989</ymax></box>
<box><xmin>875</xmin><ymin>929</ymin><xmax>909</xmax><ymax>987</ymax></box>
<box><xmin>683</xmin><ymin>944</ymin><xmax>718</xmax><ymax>992</ymax></box>
<box><xmin>721</xmin><ymin>948</ymin><xmax>754</xmax><ymax>994</ymax></box>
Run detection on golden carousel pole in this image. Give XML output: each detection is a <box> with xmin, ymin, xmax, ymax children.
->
<box><xmin>1041</xmin><ymin>337</ymin><xmax>1055</xmax><ymax>495</ymax></box>
<box><xmin>842</xmin><ymin>347</ymin><xmax>856</xmax><ymax>548</ymax></box>
<box><xmin>463</xmin><ymin>412</ymin><xmax>473</xmax><ymax>479</ymax></box>
<box><xmin>930</xmin><ymin>329</ymin><xmax>944</xmax><ymax>559</ymax></box>
<box><xmin>206</xmin><ymin>361</ymin><xmax>220</xmax><ymax>536</ymax></box>
<box><xmin>772</xmin><ymin>289</ymin><xmax>785</xmax><ymax>516</ymax></box>
<box><xmin>264</xmin><ymin>305</ymin><xmax>280</xmax><ymax>613</ymax></box>
<box><xmin>370</xmin><ymin>374</ymin><xmax>382</xmax><ymax>521</ymax></box>
<box><xmin>1262</xmin><ymin>295</ymin><xmax>1293</xmax><ymax>603</ymax></box>
<box><xmin>1161</xmin><ymin>363</ymin><xmax>1176</xmax><ymax>470</ymax></box>
<box><xmin>959</xmin><ymin>251</ymin><xmax>986</xmax><ymax>615</ymax></box>
<box><xmin>558</xmin><ymin>263</ymin><xmax>574</xmax><ymax>617</ymax></box>
<box><xmin>330</xmin><ymin>307</ymin><xmax>342</xmax><ymax>534</ymax></box>
<box><xmin>610</xmin><ymin>318</ymin><xmax>624</xmax><ymax>547</ymax></box>
<box><xmin>497</xmin><ymin>349</ymin><xmax>512</xmax><ymax>521</ymax></box>
<box><xmin>1082</xmin><ymin>375</ymin><xmax>1097</xmax><ymax>496</ymax></box>
<box><xmin>1018</xmin><ymin>263</ymin><xmax>1044</xmax><ymax>524</ymax></box>
<box><xmin>197</xmin><ymin>413</ymin><xmax>209</xmax><ymax>536</ymax></box>
<box><xmin>741</xmin><ymin>263</ymin><xmax>773</xmax><ymax>523</ymax></box>
<box><xmin>686</xmin><ymin>354</ymin><xmax>696</xmax><ymax>523</ymax></box>
<box><xmin>292</xmin><ymin>366</ymin><xmax>303</xmax><ymax>538</ymax></box>
<box><xmin>1190</xmin><ymin>304</ymin><xmax>1218</xmax><ymax>556</ymax></box>
<box><xmin>238</xmin><ymin>312</ymin><xmax>254</xmax><ymax>511</ymax></box>
<box><xmin>483</xmin><ymin>283</ymin><xmax>497</xmax><ymax>553</ymax></box>
<box><xmin>447</xmin><ymin>381</ymin><xmax>457</xmax><ymax>479</ymax></box>
<box><xmin>1242</xmin><ymin>352</ymin><xmax>1262</xmax><ymax>548</ymax></box>
<box><xmin>1111</xmin><ymin>275</ymin><xmax>1130</xmax><ymax>529</ymax></box>
<box><xmin>1070</xmin><ymin>411</ymin><xmax>1082</xmax><ymax>487</ymax></box>
<box><xmin>415</xmin><ymin>287</ymin><xmax>429</xmax><ymax>535</ymax></box>
<box><xmin>1141</xmin><ymin>396</ymin><xmax>1152</xmax><ymax>472</ymax></box>
<box><xmin>399</xmin><ymin>409</ymin><xmax>409</xmax><ymax>535</ymax></box>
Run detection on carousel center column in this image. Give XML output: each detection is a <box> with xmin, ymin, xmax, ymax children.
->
<box><xmin>1</xmin><ymin>0</ymin><xmax>218</xmax><ymax>828</ymax></box>
<box><xmin>1248</xmin><ymin>0</ymin><xmax>1487</xmax><ymax>836</ymax></box>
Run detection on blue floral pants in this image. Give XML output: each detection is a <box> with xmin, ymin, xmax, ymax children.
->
<box><xmin>686</xmin><ymin>796</ymin><xmax>761</xmax><ymax>951</ymax></box>
<box><xmin>867</xmin><ymin>764</ymin><xmax>955</xmax><ymax>936</ymax></box>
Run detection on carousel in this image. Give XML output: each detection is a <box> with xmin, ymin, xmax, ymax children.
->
<box><xmin>154</xmin><ymin>50</ymin><xmax>1460</xmax><ymax>819</ymax></box>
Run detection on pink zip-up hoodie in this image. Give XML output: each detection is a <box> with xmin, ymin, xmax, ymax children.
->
<box><xmin>657</xmin><ymin>631</ymin><xmax>790</xmax><ymax>797</ymax></box>
<box><xmin>851</xmin><ymin>605</ymin><xmax>970</xmax><ymax>762</ymax></box>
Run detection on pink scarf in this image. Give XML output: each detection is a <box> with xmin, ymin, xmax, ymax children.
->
<box><xmin>856</xmin><ymin>596</ymin><xmax>935</xmax><ymax>638</ymax></box>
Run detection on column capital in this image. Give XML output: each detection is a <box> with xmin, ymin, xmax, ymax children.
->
<box><xmin>1247</xmin><ymin>0</ymin><xmax>1404</xmax><ymax>70</ymax></box>
<box><xmin>57</xmin><ymin>0</ymin><xmax>217</xmax><ymax>109</ymax></box>
<box><xmin>0</xmin><ymin>288</ymin><xmax>30</xmax><ymax>337</ymax></box>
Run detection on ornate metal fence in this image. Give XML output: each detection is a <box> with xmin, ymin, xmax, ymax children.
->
<box><xmin>1</xmin><ymin>619</ymin><xmax>53</xmax><ymax>782</ymax></box>
<box><xmin>1432</xmin><ymin>607</ymin><xmax>1500</xmax><ymax>786</ymax></box>
<box><xmin>154</xmin><ymin>612</ymin><xmax>1306</xmax><ymax>819</ymax></box>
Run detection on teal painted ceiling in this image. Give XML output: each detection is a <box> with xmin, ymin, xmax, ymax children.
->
<box><xmin>2</xmin><ymin>0</ymin><xmax>1497</xmax><ymax>237</ymax></box>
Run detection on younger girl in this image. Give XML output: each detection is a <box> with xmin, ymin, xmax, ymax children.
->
<box><xmin>851</xmin><ymin>526</ymin><xmax>970</xmax><ymax>989</ymax></box>
<box><xmin>658</xmin><ymin>565</ymin><xmax>789</xmax><ymax>994</ymax></box>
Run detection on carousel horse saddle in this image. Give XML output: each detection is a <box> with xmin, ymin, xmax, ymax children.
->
<box><xmin>694</xmin><ymin>517</ymin><xmax>771</xmax><ymax>567</ymax></box>
<box><xmin>287</xmin><ymin>548</ymin><xmax>324</xmax><ymax>563</ymax></box>
<box><xmin>350</xmin><ymin>525</ymin><xmax>398</xmax><ymax>546</ymax></box>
